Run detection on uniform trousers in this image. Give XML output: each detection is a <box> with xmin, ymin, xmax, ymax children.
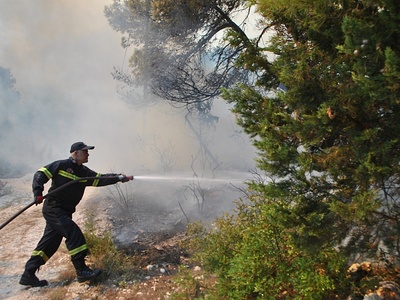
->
<box><xmin>23</xmin><ymin>204</ymin><xmax>87</xmax><ymax>274</ymax></box>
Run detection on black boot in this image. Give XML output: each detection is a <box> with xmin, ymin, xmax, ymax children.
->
<box><xmin>19</xmin><ymin>270</ymin><xmax>48</xmax><ymax>287</ymax></box>
<box><xmin>73</xmin><ymin>260</ymin><xmax>102</xmax><ymax>283</ymax></box>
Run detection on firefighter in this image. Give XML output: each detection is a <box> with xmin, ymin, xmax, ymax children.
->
<box><xmin>19</xmin><ymin>142</ymin><xmax>132</xmax><ymax>287</ymax></box>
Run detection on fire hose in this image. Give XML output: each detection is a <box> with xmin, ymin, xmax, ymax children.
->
<box><xmin>0</xmin><ymin>175</ymin><xmax>133</xmax><ymax>231</ymax></box>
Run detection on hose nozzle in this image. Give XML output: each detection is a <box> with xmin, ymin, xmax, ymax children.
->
<box><xmin>118</xmin><ymin>175</ymin><xmax>134</xmax><ymax>182</ymax></box>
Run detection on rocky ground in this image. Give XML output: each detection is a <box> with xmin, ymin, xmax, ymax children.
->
<box><xmin>0</xmin><ymin>173</ymin><xmax>246</xmax><ymax>299</ymax></box>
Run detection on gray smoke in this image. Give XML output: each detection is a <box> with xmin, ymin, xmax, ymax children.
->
<box><xmin>0</xmin><ymin>0</ymin><xmax>256</xmax><ymax>178</ymax></box>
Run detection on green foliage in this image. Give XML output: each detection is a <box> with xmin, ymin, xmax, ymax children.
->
<box><xmin>186</xmin><ymin>0</ymin><xmax>400</xmax><ymax>298</ymax></box>
<box><xmin>83</xmin><ymin>218</ymin><xmax>139</xmax><ymax>281</ymax></box>
<box><xmin>222</xmin><ymin>0</ymin><xmax>400</xmax><ymax>258</ymax></box>
<box><xmin>108</xmin><ymin>0</ymin><xmax>400</xmax><ymax>297</ymax></box>
<box><xmin>187</xmin><ymin>196</ymin><xmax>350</xmax><ymax>299</ymax></box>
<box><xmin>170</xmin><ymin>265</ymin><xmax>218</xmax><ymax>300</ymax></box>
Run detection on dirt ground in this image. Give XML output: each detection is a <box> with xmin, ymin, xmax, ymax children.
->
<box><xmin>0</xmin><ymin>173</ymin><xmax>246</xmax><ymax>299</ymax></box>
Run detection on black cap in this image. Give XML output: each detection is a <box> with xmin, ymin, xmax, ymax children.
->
<box><xmin>70</xmin><ymin>142</ymin><xmax>95</xmax><ymax>153</ymax></box>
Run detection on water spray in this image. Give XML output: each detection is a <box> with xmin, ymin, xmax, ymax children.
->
<box><xmin>132</xmin><ymin>175</ymin><xmax>246</xmax><ymax>184</ymax></box>
<box><xmin>1</xmin><ymin>174</ymin><xmax>245</xmax><ymax>231</ymax></box>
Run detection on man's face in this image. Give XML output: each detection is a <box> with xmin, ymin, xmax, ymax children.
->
<box><xmin>76</xmin><ymin>149</ymin><xmax>89</xmax><ymax>165</ymax></box>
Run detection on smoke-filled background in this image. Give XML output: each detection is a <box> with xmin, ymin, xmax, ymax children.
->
<box><xmin>0</xmin><ymin>0</ymin><xmax>256</xmax><ymax>177</ymax></box>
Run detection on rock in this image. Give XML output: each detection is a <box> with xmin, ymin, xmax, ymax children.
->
<box><xmin>194</xmin><ymin>266</ymin><xmax>201</xmax><ymax>271</ymax></box>
<box><xmin>348</xmin><ymin>261</ymin><xmax>372</xmax><ymax>284</ymax></box>
<box><xmin>364</xmin><ymin>293</ymin><xmax>382</xmax><ymax>300</ymax></box>
<box><xmin>376</xmin><ymin>281</ymin><xmax>400</xmax><ymax>300</ymax></box>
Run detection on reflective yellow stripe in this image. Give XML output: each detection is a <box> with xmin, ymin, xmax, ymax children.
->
<box><xmin>32</xmin><ymin>250</ymin><xmax>49</xmax><ymax>262</ymax></box>
<box><xmin>92</xmin><ymin>173</ymin><xmax>101</xmax><ymax>187</ymax></box>
<box><xmin>69</xmin><ymin>244</ymin><xmax>88</xmax><ymax>256</ymax></box>
<box><xmin>58</xmin><ymin>170</ymin><xmax>100</xmax><ymax>185</ymax></box>
<box><xmin>39</xmin><ymin>167</ymin><xmax>52</xmax><ymax>180</ymax></box>
<box><xmin>58</xmin><ymin>170</ymin><xmax>80</xmax><ymax>180</ymax></box>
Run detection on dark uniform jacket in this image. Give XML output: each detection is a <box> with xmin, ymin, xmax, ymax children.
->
<box><xmin>32</xmin><ymin>157</ymin><xmax>119</xmax><ymax>213</ymax></box>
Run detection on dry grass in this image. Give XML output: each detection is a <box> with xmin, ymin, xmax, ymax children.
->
<box><xmin>46</xmin><ymin>287</ymin><xmax>68</xmax><ymax>300</ymax></box>
<box><xmin>56</xmin><ymin>267</ymin><xmax>76</xmax><ymax>285</ymax></box>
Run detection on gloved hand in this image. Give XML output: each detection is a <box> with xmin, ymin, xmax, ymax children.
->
<box><xmin>34</xmin><ymin>194</ymin><xmax>44</xmax><ymax>205</ymax></box>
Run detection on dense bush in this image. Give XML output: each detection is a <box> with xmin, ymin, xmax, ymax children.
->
<box><xmin>188</xmin><ymin>195</ymin><xmax>351</xmax><ymax>299</ymax></box>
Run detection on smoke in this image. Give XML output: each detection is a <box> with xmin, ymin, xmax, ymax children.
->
<box><xmin>0</xmin><ymin>0</ymin><xmax>256</xmax><ymax>178</ymax></box>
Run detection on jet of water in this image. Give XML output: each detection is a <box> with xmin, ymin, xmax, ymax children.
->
<box><xmin>133</xmin><ymin>175</ymin><xmax>246</xmax><ymax>184</ymax></box>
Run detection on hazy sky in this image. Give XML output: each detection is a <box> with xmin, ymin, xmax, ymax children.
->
<box><xmin>0</xmin><ymin>0</ymin><xmax>255</xmax><ymax>176</ymax></box>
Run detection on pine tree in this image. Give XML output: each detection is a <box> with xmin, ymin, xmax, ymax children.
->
<box><xmin>223</xmin><ymin>0</ymin><xmax>400</xmax><ymax>258</ymax></box>
<box><xmin>186</xmin><ymin>0</ymin><xmax>400</xmax><ymax>297</ymax></box>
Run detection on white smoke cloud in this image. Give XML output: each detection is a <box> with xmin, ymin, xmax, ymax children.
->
<box><xmin>0</xmin><ymin>0</ymin><xmax>256</xmax><ymax>178</ymax></box>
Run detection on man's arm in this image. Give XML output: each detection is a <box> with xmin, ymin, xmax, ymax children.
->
<box><xmin>32</xmin><ymin>169</ymin><xmax>51</xmax><ymax>204</ymax></box>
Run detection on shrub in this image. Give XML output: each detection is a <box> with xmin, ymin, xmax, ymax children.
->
<box><xmin>83</xmin><ymin>217</ymin><xmax>140</xmax><ymax>281</ymax></box>
<box><xmin>187</xmin><ymin>195</ymin><xmax>351</xmax><ymax>299</ymax></box>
